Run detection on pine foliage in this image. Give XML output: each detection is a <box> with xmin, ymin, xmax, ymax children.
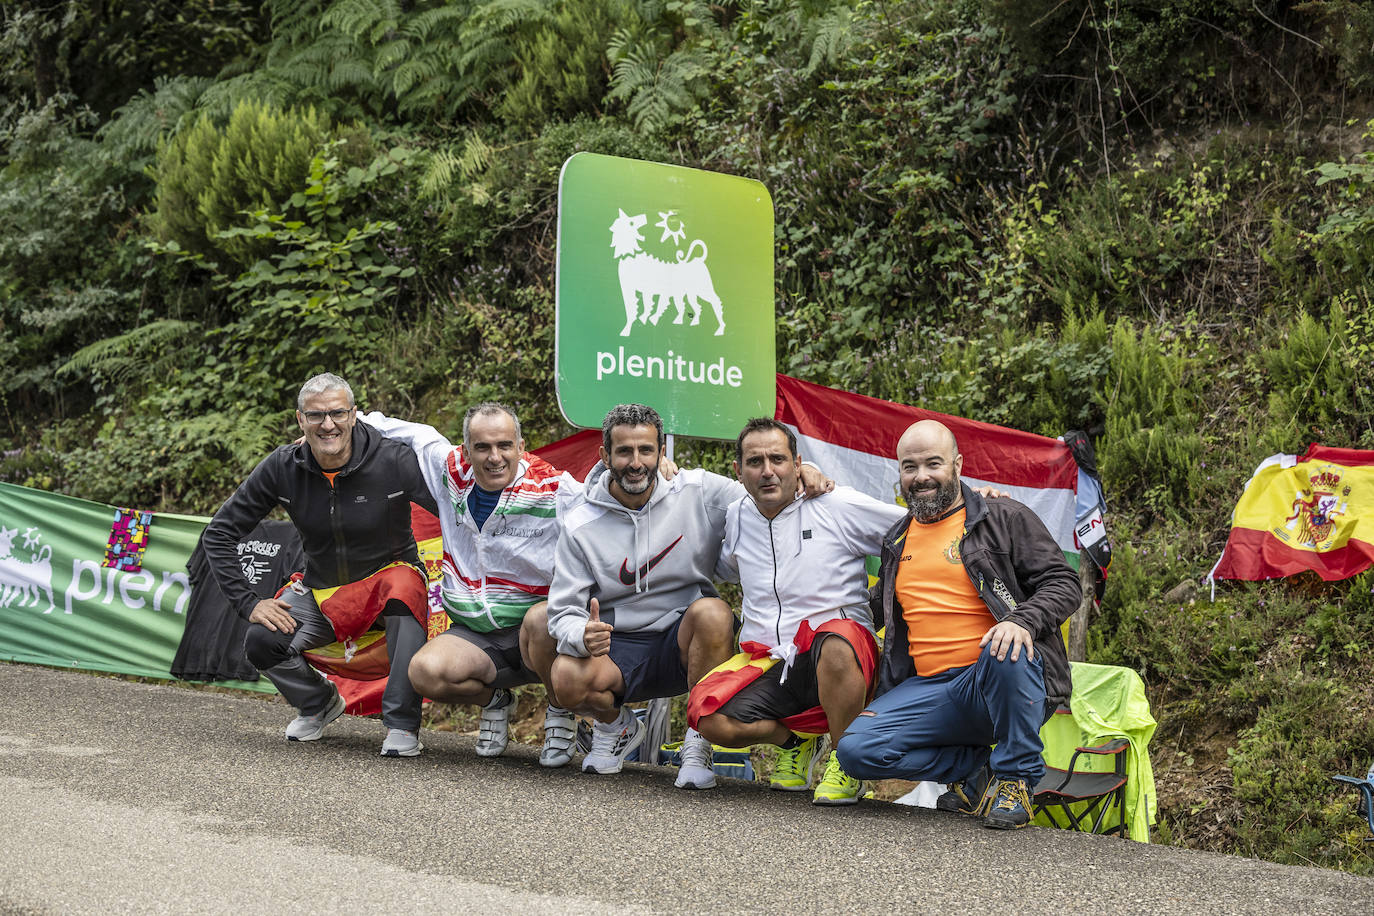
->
<box><xmin>151</xmin><ymin>99</ymin><xmax>333</xmax><ymax>269</ymax></box>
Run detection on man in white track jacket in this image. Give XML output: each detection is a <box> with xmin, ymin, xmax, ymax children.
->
<box><xmin>689</xmin><ymin>418</ymin><xmax>906</xmax><ymax>806</ymax></box>
<box><xmin>359</xmin><ymin>402</ymin><xmax>582</xmax><ymax>767</ymax></box>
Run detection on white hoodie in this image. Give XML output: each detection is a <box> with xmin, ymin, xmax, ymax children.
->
<box><xmin>548</xmin><ymin>467</ymin><xmax>743</xmax><ymax>657</ymax></box>
<box><xmin>716</xmin><ymin>486</ymin><xmax>906</xmax><ymax>655</ymax></box>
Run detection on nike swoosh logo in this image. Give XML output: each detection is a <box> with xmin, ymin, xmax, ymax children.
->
<box><xmin>618</xmin><ymin>535</ymin><xmax>683</xmax><ymax>586</ymax></box>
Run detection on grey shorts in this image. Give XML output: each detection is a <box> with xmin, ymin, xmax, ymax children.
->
<box><xmin>442</xmin><ymin>623</ymin><xmax>538</xmax><ymax>689</ymax></box>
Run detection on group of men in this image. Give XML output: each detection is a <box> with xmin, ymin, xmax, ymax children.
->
<box><xmin>203</xmin><ymin>372</ymin><xmax>1080</xmax><ymax>829</ymax></box>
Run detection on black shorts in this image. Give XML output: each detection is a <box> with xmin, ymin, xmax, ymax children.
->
<box><xmin>718</xmin><ymin>631</ymin><xmax>853</xmax><ymax>724</ymax></box>
<box><xmin>608</xmin><ymin>616</ymin><xmax>689</xmax><ymax>704</ymax></box>
<box><xmin>443</xmin><ymin>623</ymin><xmax>537</xmax><ymax>689</ymax></box>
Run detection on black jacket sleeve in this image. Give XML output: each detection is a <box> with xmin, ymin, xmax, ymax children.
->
<box><xmin>1003</xmin><ymin>502</ymin><xmax>1081</xmax><ymax>638</ymax></box>
<box><xmin>397</xmin><ymin>444</ymin><xmax>439</xmax><ymax>516</ymax></box>
<box><xmin>201</xmin><ymin>452</ymin><xmax>284</xmax><ymax>619</ymax></box>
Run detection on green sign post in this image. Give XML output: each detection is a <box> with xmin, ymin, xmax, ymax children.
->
<box><xmin>555</xmin><ymin>152</ymin><xmax>776</xmax><ymax>440</ymax></box>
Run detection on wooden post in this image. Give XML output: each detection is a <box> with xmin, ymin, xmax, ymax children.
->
<box><xmin>1067</xmin><ymin>561</ymin><xmax>1094</xmax><ymax>662</ymax></box>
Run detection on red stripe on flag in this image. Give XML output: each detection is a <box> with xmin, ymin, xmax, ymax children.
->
<box><xmin>1302</xmin><ymin>443</ymin><xmax>1374</xmax><ymax>466</ymax></box>
<box><xmin>775</xmin><ymin>374</ymin><xmax>1077</xmax><ymax>489</ymax></box>
<box><xmin>1212</xmin><ymin>526</ymin><xmax>1374</xmax><ymax>582</ymax></box>
<box><xmin>411</xmin><ymin>504</ymin><xmax>441</xmax><ymax>540</ymax></box>
<box><xmin>533</xmin><ymin>429</ymin><xmax>602</xmax><ymax>481</ymax></box>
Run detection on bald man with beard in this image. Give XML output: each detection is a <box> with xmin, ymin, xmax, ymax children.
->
<box><xmin>835</xmin><ymin>420</ymin><xmax>1080</xmax><ymax>830</ymax></box>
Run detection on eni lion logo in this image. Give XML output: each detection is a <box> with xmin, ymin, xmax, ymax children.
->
<box><xmin>1282</xmin><ymin>465</ymin><xmax>1350</xmax><ymax>548</ymax></box>
<box><xmin>610</xmin><ymin>208</ymin><xmax>725</xmax><ymax>337</ymax></box>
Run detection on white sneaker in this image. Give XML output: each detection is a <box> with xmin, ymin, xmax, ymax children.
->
<box><xmin>540</xmin><ymin>705</ymin><xmax>577</xmax><ymax>768</ymax></box>
<box><xmin>581</xmin><ymin>706</ymin><xmax>644</xmax><ymax>774</ymax></box>
<box><xmin>284</xmin><ymin>688</ymin><xmax>345</xmax><ymax>741</ymax></box>
<box><xmin>381</xmin><ymin>727</ymin><xmax>423</xmax><ymax>757</ymax></box>
<box><xmin>674</xmin><ymin>727</ymin><xmax>717</xmax><ymax>790</ymax></box>
<box><xmin>475</xmin><ymin>688</ymin><xmax>515</xmax><ymax>758</ymax></box>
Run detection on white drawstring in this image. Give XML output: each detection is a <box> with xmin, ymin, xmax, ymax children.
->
<box><xmin>769</xmin><ymin>643</ymin><xmax>799</xmax><ymax>684</ymax></box>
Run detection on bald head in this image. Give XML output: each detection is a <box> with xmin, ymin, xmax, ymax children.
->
<box><xmin>896</xmin><ymin>420</ymin><xmax>964</xmax><ymax>521</ymax></box>
<box><xmin>896</xmin><ymin>420</ymin><xmax>959</xmax><ymax>462</ymax></box>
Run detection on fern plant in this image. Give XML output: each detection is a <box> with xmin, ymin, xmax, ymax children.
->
<box><xmin>57</xmin><ymin>319</ymin><xmax>201</xmax><ymax>389</ymax></box>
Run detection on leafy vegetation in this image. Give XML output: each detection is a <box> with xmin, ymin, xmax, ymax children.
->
<box><xmin>3</xmin><ymin>0</ymin><xmax>1374</xmax><ymax>872</ymax></box>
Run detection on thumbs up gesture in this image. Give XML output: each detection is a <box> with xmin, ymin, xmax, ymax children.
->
<box><xmin>584</xmin><ymin>597</ymin><xmax>613</xmax><ymax>657</ymax></box>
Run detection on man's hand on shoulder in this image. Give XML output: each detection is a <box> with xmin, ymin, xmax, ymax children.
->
<box><xmin>980</xmin><ymin>620</ymin><xmax>1034</xmax><ymax>662</ymax></box>
<box><xmin>973</xmin><ymin>485</ymin><xmax>1010</xmax><ymax>499</ymax></box>
<box><xmin>249</xmin><ymin>597</ymin><xmax>298</xmax><ymax>634</ymax></box>
<box><xmin>798</xmin><ymin>462</ymin><xmax>835</xmax><ymax>499</ymax></box>
<box><xmin>658</xmin><ymin>454</ymin><xmax>679</xmax><ymax>480</ymax></box>
<box><xmin>584</xmin><ymin>597</ymin><xmax>613</xmax><ymax>656</ymax></box>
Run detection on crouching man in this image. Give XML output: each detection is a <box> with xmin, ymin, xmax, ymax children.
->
<box><xmin>690</xmin><ymin>419</ymin><xmax>905</xmax><ymax>805</ymax></box>
<box><xmin>835</xmin><ymin>420</ymin><xmax>1079</xmax><ymax>828</ymax></box>
<box><xmin>203</xmin><ymin>373</ymin><xmax>438</xmax><ymax>757</ymax></box>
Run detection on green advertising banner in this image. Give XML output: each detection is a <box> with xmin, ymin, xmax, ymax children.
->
<box><xmin>0</xmin><ymin>481</ymin><xmax>263</xmax><ymax>690</ymax></box>
<box><xmin>556</xmin><ymin>152</ymin><xmax>776</xmax><ymax>440</ymax></box>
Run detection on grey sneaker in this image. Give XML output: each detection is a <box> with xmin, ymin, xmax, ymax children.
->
<box><xmin>475</xmin><ymin>688</ymin><xmax>515</xmax><ymax>758</ymax></box>
<box><xmin>284</xmin><ymin>688</ymin><xmax>345</xmax><ymax>741</ymax></box>
<box><xmin>540</xmin><ymin>705</ymin><xmax>577</xmax><ymax>768</ymax></box>
<box><xmin>381</xmin><ymin>727</ymin><xmax>423</xmax><ymax>757</ymax></box>
<box><xmin>674</xmin><ymin>728</ymin><xmax>717</xmax><ymax>789</ymax></box>
<box><xmin>581</xmin><ymin>707</ymin><xmax>644</xmax><ymax>775</ymax></box>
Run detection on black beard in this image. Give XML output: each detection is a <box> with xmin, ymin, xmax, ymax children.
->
<box><xmin>906</xmin><ymin>477</ymin><xmax>959</xmax><ymax>522</ymax></box>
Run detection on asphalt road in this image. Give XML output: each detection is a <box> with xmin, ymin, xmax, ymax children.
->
<box><xmin>3</xmin><ymin>663</ymin><xmax>1371</xmax><ymax>915</ymax></box>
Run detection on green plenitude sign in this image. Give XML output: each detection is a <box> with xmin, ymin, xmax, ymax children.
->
<box><xmin>555</xmin><ymin>152</ymin><xmax>776</xmax><ymax>440</ymax></box>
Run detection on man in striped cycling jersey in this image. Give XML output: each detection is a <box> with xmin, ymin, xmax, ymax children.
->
<box><xmin>359</xmin><ymin>402</ymin><xmax>582</xmax><ymax>766</ymax></box>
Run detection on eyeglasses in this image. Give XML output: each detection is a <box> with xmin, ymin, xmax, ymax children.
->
<box><xmin>301</xmin><ymin>408</ymin><xmax>354</xmax><ymax>425</ymax></box>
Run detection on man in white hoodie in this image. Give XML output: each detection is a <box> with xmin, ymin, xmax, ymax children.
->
<box><xmin>526</xmin><ymin>404</ymin><xmax>830</xmax><ymax>789</ymax></box>
<box><xmin>688</xmin><ymin>418</ymin><xmax>906</xmax><ymax>806</ymax></box>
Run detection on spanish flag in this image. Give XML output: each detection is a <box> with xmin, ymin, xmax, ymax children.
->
<box><xmin>318</xmin><ymin>505</ymin><xmax>446</xmax><ymax>715</ymax></box>
<box><xmin>1209</xmin><ymin>444</ymin><xmax>1374</xmax><ymax>585</ymax></box>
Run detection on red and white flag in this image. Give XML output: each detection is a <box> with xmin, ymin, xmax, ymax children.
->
<box><xmin>774</xmin><ymin>374</ymin><xmax>1082</xmax><ymax>554</ymax></box>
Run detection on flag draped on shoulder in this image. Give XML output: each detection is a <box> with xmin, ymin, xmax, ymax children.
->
<box><xmin>1210</xmin><ymin>444</ymin><xmax>1374</xmax><ymax>586</ymax></box>
<box><xmin>774</xmin><ymin>374</ymin><xmax>1083</xmax><ymax>555</ymax></box>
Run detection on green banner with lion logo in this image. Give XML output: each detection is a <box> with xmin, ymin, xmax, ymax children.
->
<box><xmin>0</xmin><ymin>481</ymin><xmax>264</xmax><ymax>689</ymax></box>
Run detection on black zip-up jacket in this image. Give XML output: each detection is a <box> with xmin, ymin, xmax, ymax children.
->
<box><xmin>202</xmin><ymin>422</ymin><xmax>439</xmax><ymax>619</ymax></box>
<box><xmin>872</xmin><ymin>483</ymin><xmax>1080</xmax><ymax>706</ymax></box>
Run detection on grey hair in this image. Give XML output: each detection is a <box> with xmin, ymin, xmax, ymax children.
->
<box><xmin>462</xmin><ymin>401</ymin><xmax>522</xmax><ymax>451</ymax></box>
<box><xmin>601</xmin><ymin>403</ymin><xmax>664</xmax><ymax>451</ymax></box>
<box><xmin>297</xmin><ymin>373</ymin><xmax>355</xmax><ymax>411</ymax></box>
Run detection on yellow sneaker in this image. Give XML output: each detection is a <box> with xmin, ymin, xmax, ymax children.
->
<box><xmin>812</xmin><ymin>751</ymin><xmax>863</xmax><ymax>806</ymax></box>
<box><xmin>769</xmin><ymin>735</ymin><xmax>820</xmax><ymax>791</ymax></box>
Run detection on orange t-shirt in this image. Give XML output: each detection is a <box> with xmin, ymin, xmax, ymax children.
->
<box><xmin>895</xmin><ymin>507</ymin><xmax>996</xmax><ymax>676</ymax></box>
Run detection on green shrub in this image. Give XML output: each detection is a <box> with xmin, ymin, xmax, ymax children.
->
<box><xmin>196</xmin><ymin>141</ymin><xmax>419</xmax><ymax>407</ymax></box>
<box><xmin>151</xmin><ymin>99</ymin><xmax>335</xmax><ymax>269</ymax></box>
<box><xmin>863</xmin><ymin>308</ymin><xmax>1111</xmax><ymax>437</ymax></box>
<box><xmin>1097</xmin><ymin>318</ymin><xmax>1210</xmax><ymax>518</ymax></box>
<box><xmin>1258</xmin><ymin>302</ymin><xmax>1374</xmax><ymax>451</ymax></box>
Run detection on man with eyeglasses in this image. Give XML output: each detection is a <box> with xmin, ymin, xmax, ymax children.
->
<box><xmin>202</xmin><ymin>372</ymin><xmax>439</xmax><ymax>757</ymax></box>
